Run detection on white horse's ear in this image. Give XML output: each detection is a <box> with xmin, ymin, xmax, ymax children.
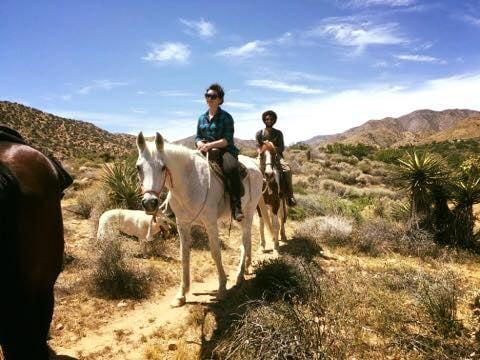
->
<box><xmin>155</xmin><ymin>132</ymin><xmax>164</xmax><ymax>152</ymax></box>
<box><xmin>137</xmin><ymin>132</ymin><xmax>146</xmax><ymax>151</ymax></box>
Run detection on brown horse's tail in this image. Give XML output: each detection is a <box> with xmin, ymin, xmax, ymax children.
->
<box><xmin>0</xmin><ymin>163</ymin><xmax>20</xmax><ymax>344</ymax></box>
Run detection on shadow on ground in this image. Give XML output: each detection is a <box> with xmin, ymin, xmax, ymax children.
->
<box><xmin>198</xmin><ymin>235</ymin><xmax>327</xmax><ymax>358</ymax></box>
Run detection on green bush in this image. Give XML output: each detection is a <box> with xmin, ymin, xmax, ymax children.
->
<box><xmin>287</xmin><ymin>206</ymin><xmax>306</xmax><ymax>221</ymax></box>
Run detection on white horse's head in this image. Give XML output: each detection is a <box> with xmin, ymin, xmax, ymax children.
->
<box><xmin>136</xmin><ymin>132</ymin><xmax>167</xmax><ymax>214</ymax></box>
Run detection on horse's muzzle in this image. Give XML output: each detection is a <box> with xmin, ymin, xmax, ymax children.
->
<box><xmin>142</xmin><ymin>197</ymin><xmax>159</xmax><ymax>214</ymax></box>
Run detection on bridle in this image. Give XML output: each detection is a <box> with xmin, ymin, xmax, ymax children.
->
<box><xmin>141</xmin><ymin>166</ymin><xmax>173</xmax><ymax>222</ymax></box>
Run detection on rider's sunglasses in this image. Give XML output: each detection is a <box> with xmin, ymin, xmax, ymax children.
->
<box><xmin>204</xmin><ymin>93</ymin><xmax>218</xmax><ymax>100</ymax></box>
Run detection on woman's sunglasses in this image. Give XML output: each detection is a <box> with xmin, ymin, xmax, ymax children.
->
<box><xmin>204</xmin><ymin>93</ymin><xmax>218</xmax><ymax>100</ymax></box>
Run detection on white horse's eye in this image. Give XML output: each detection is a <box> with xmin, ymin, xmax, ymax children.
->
<box><xmin>136</xmin><ymin>165</ymin><xmax>142</xmax><ymax>172</ymax></box>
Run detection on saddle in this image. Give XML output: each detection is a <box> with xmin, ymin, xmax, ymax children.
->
<box><xmin>205</xmin><ymin>153</ymin><xmax>247</xmax><ymax>197</ymax></box>
<box><xmin>0</xmin><ymin>125</ymin><xmax>73</xmax><ymax>192</ymax></box>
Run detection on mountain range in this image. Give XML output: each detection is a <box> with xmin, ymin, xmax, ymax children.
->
<box><xmin>305</xmin><ymin>109</ymin><xmax>480</xmax><ymax>148</ymax></box>
<box><xmin>1</xmin><ymin>101</ymin><xmax>479</xmax><ymax>159</ymax></box>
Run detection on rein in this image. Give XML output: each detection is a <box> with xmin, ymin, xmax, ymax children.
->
<box><xmin>142</xmin><ymin>167</ymin><xmax>172</xmax><ymax>222</ymax></box>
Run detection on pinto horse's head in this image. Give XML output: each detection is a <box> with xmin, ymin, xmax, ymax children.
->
<box><xmin>259</xmin><ymin>141</ymin><xmax>277</xmax><ymax>178</ymax></box>
<box><xmin>136</xmin><ymin>132</ymin><xmax>167</xmax><ymax>214</ymax></box>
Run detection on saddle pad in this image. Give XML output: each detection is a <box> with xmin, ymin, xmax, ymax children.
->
<box><xmin>209</xmin><ymin>160</ymin><xmax>248</xmax><ymax>182</ymax></box>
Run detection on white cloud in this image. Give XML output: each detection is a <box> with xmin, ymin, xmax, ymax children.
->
<box><xmin>47</xmin><ymin>73</ymin><xmax>480</xmax><ymax>145</ymax></box>
<box><xmin>142</xmin><ymin>42</ymin><xmax>190</xmax><ymax>64</ymax></box>
<box><xmin>179</xmin><ymin>18</ymin><xmax>216</xmax><ymax>38</ymax></box>
<box><xmin>60</xmin><ymin>94</ymin><xmax>72</xmax><ymax>101</ymax></box>
<box><xmin>131</xmin><ymin>108</ymin><xmax>147</xmax><ymax>114</ymax></box>
<box><xmin>347</xmin><ymin>0</ymin><xmax>415</xmax><ymax>7</ymax></box>
<box><xmin>157</xmin><ymin>90</ymin><xmax>193</xmax><ymax>97</ymax></box>
<box><xmin>394</xmin><ymin>54</ymin><xmax>446</xmax><ymax>64</ymax></box>
<box><xmin>231</xmin><ymin>72</ymin><xmax>480</xmax><ymax>144</ymax></box>
<box><xmin>311</xmin><ymin>18</ymin><xmax>408</xmax><ymax>54</ymax></box>
<box><xmin>216</xmin><ymin>41</ymin><xmax>267</xmax><ymax>58</ymax></box>
<box><xmin>225</xmin><ymin>101</ymin><xmax>255</xmax><ymax>110</ymax></box>
<box><xmin>246</xmin><ymin>79</ymin><xmax>323</xmax><ymax>94</ymax></box>
<box><xmin>462</xmin><ymin>14</ymin><xmax>480</xmax><ymax>27</ymax></box>
<box><xmin>77</xmin><ymin>80</ymin><xmax>128</xmax><ymax>95</ymax></box>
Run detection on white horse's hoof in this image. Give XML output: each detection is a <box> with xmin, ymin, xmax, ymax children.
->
<box><xmin>170</xmin><ymin>296</ymin><xmax>186</xmax><ymax>308</ymax></box>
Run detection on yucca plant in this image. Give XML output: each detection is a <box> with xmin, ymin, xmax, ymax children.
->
<box><xmin>449</xmin><ymin>175</ymin><xmax>480</xmax><ymax>249</ymax></box>
<box><xmin>101</xmin><ymin>160</ymin><xmax>141</xmax><ymax>209</ymax></box>
<box><xmin>397</xmin><ymin>151</ymin><xmax>446</xmax><ymax>228</ymax></box>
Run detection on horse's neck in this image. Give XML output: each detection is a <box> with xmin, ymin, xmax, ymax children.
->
<box><xmin>163</xmin><ymin>146</ymin><xmax>208</xmax><ymax>199</ymax></box>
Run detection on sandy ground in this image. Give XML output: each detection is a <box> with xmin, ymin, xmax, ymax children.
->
<box><xmin>49</xmin><ymin>195</ymin><xmax>284</xmax><ymax>359</ymax></box>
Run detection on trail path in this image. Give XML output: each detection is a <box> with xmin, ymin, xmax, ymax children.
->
<box><xmin>54</xmin><ymin>265</ymin><xmax>254</xmax><ymax>359</ymax></box>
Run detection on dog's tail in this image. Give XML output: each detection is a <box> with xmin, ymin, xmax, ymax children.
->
<box><xmin>257</xmin><ymin>195</ymin><xmax>274</xmax><ymax>239</ymax></box>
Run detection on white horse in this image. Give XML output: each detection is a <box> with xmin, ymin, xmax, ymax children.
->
<box><xmin>136</xmin><ymin>132</ymin><xmax>273</xmax><ymax>307</ymax></box>
<box><xmin>258</xmin><ymin>141</ymin><xmax>287</xmax><ymax>254</ymax></box>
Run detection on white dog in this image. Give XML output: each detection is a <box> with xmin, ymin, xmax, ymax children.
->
<box><xmin>97</xmin><ymin>209</ymin><xmax>164</xmax><ymax>243</ymax></box>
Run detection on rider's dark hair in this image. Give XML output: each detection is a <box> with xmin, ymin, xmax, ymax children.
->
<box><xmin>262</xmin><ymin>110</ymin><xmax>277</xmax><ymax>124</ymax></box>
<box><xmin>207</xmin><ymin>83</ymin><xmax>225</xmax><ymax>105</ymax></box>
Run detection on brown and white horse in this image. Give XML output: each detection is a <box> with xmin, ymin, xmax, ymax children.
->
<box><xmin>258</xmin><ymin>141</ymin><xmax>287</xmax><ymax>254</ymax></box>
<box><xmin>0</xmin><ymin>136</ymin><xmax>71</xmax><ymax>359</ymax></box>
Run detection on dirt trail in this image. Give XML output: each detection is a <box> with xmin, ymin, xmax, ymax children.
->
<box><xmin>54</xmin><ymin>264</ymin><xmax>255</xmax><ymax>359</ymax></box>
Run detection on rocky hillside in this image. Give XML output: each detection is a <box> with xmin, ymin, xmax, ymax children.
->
<box><xmin>305</xmin><ymin>109</ymin><xmax>480</xmax><ymax>148</ymax></box>
<box><xmin>0</xmin><ymin>101</ymin><xmax>135</xmax><ymax>159</ymax></box>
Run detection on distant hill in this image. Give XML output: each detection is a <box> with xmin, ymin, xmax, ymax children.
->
<box><xmin>0</xmin><ymin>101</ymin><xmax>135</xmax><ymax>159</ymax></box>
<box><xmin>305</xmin><ymin>109</ymin><xmax>480</xmax><ymax>148</ymax></box>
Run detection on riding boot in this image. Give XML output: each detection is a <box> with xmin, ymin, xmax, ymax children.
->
<box><xmin>227</xmin><ymin>168</ymin><xmax>244</xmax><ymax>222</ymax></box>
<box><xmin>284</xmin><ymin>170</ymin><xmax>296</xmax><ymax>207</ymax></box>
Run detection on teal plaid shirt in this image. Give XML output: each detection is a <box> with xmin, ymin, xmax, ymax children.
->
<box><xmin>194</xmin><ymin>107</ymin><xmax>239</xmax><ymax>155</ymax></box>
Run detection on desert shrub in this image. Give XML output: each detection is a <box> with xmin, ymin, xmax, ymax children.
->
<box><xmin>355</xmin><ymin>173</ymin><xmax>380</xmax><ymax>186</ymax></box>
<box><xmin>289</xmin><ymin>142</ymin><xmax>310</xmax><ymax>151</ymax></box>
<box><xmin>351</xmin><ymin>218</ymin><xmax>404</xmax><ymax>256</ymax></box>
<box><xmin>213</xmin><ymin>258</ymin><xmax>351</xmax><ymax>359</ymax></box>
<box><xmin>329</xmin><ymin>169</ymin><xmax>362</xmax><ymax>185</ymax></box>
<box><xmin>324</xmin><ymin>142</ymin><xmax>375</xmax><ymax>160</ymax></box>
<box><xmin>89</xmin><ymin>188</ymin><xmax>114</xmax><ymax>237</ymax></box>
<box><xmin>287</xmin><ymin>206</ymin><xmax>306</xmax><ymax>221</ymax></box>
<box><xmin>327</xmin><ymin>153</ymin><xmax>359</xmax><ymax>165</ymax></box>
<box><xmin>373</xmin><ymin>148</ymin><xmax>404</xmax><ymax>164</ymax></box>
<box><xmin>415</xmin><ymin>271</ymin><xmax>463</xmax><ymax>338</ymax></box>
<box><xmin>191</xmin><ymin>225</ymin><xmax>209</xmax><ymax>250</ymax></box>
<box><xmin>294</xmin><ymin>216</ymin><xmax>352</xmax><ymax>247</ymax></box>
<box><xmin>292</xmin><ymin>180</ymin><xmax>308</xmax><ymax>195</ymax></box>
<box><xmin>320</xmin><ymin>179</ymin><xmax>395</xmax><ymax>199</ymax></box>
<box><xmin>75</xmin><ymin>189</ymin><xmax>97</xmax><ymax>219</ymax></box>
<box><xmin>101</xmin><ymin>160</ymin><xmax>141</xmax><ymax>209</ymax></box>
<box><xmin>91</xmin><ymin>238</ymin><xmax>150</xmax><ymax>299</ymax></box>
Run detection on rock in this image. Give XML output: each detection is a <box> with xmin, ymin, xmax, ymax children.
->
<box><xmin>56</xmin><ymin>323</ymin><xmax>64</xmax><ymax>330</ymax></box>
<box><xmin>168</xmin><ymin>343</ymin><xmax>177</xmax><ymax>351</ymax></box>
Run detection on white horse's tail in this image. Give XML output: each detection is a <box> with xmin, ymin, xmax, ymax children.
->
<box><xmin>257</xmin><ymin>195</ymin><xmax>275</xmax><ymax>239</ymax></box>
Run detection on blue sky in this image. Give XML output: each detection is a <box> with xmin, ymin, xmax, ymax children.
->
<box><xmin>1</xmin><ymin>0</ymin><xmax>480</xmax><ymax>143</ymax></box>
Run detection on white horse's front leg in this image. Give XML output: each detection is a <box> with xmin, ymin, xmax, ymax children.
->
<box><xmin>205</xmin><ymin>222</ymin><xmax>227</xmax><ymax>299</ymax></box>
<box><xmin>171</xmin><ymin>223</ymin><xmax>192</xmax><ymax>307</ymax></box>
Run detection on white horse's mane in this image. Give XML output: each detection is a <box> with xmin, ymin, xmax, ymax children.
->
<box><xmin>145</xmin><ymin>141</ymin><xmax>204</xmax><ymax>171</ymax></box>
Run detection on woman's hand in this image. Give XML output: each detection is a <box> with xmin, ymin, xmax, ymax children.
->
<box><xmin>198</xmin><ymin>142</ymin><xmax>211</xmax><ymax>153</ymax></box>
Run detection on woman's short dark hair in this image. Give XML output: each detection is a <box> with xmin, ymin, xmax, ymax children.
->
<box><xmin>262</xmin><ymin>110</ymin><xmax>277</xmax><ymax>124</ymax></box>
<box><xmin>207</xmin><ymin>83</ymin><xmax>225</xmax><ymax>105</ymax></box>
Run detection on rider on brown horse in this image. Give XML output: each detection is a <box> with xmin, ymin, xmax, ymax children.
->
<box><xmin>255</xmin><ymin>110</ymin><xmax>296</xmax><ymax>207</ymax></box>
